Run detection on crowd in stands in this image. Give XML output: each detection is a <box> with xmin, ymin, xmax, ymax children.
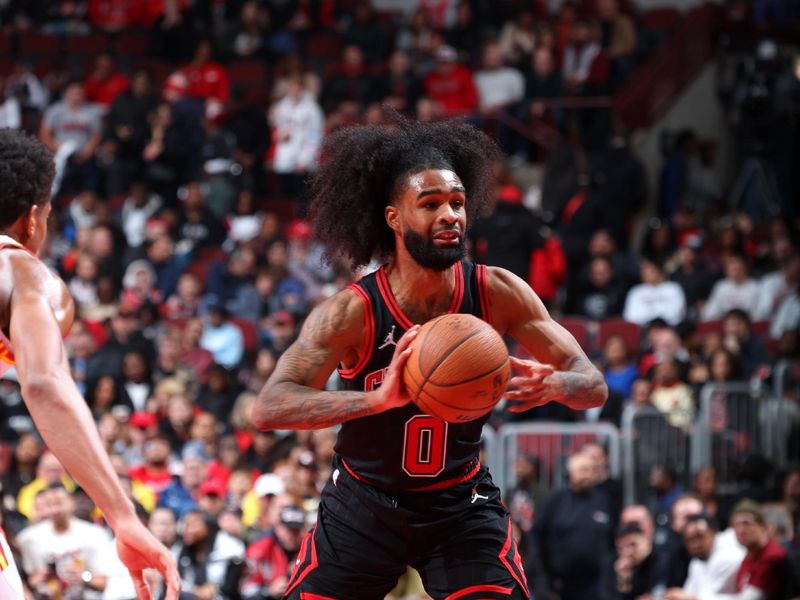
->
<box><xmin>0</xmin><ymin>0</ymin><xmax>798</xmax><ymax>599</ymax></box>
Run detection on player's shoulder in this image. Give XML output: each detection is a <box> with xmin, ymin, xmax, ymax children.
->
<box><xmin>299</xmin><ymin>285</ymin><xmax>367</xmax><ymax>345</ymax></box>
<box><xmin>483</xmin><ymin>265</ymin><xmax>531</xmax><ymax>298</ymax></box>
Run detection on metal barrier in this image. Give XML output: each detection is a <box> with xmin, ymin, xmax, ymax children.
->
<box><xmin>772</xmin><ymin>361</ymin><xmax>800</xmax><ymax>468</ymax></box>
<box><xmin>494</xmin><ymin>422</ymin><xmax>620</xmax><ymax>499</ymax></box>
<box><xmin>622</xmin><ymin>404</ymin><xmax>693</xmax><ymax>505</ymax></box>
<box><xmin>694</xmin><ymin>382</ymin><xmax>769</xmax><ymax>494</ymax></box>
<box><xmin>481</xmin><ymin>424</ymin><xmax>499</xmax><ymax>483</ymax></box>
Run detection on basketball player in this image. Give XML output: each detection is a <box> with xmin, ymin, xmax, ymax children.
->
<box><xmin>0</xmin><ymin>130</ymin><xmax>180</xmax><ymax>599</ymax></box>
<box><xmin>254</xmin><ymin>117</ymin><xmax>608</xmax><ymax>599</ymax></box>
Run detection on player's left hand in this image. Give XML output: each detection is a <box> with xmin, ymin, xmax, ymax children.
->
<box><xmin>504</xmin><ymin>356</ymin><xmax>560</xmax><ymax>412</ymax></box>
<box><xmin>114</xmin><ymin>516</ymin><xmax>181</xmax><ymax>600</ymax></box>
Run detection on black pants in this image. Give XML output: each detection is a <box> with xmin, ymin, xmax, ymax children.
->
<box><xmin>285</xmin><ymin>457</ymin><xmax>529</xmax><ymax>600</ymax></box>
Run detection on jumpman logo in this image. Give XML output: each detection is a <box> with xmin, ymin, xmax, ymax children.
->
<box><xmin>378</xmin><ymin>325</ymin><xmax>398</xmax><ymax>349</ymax></box>
<box><xmin>471</xmin><ymin>487</ymin><xmax>489</xmax><ymax>504</ymax></box>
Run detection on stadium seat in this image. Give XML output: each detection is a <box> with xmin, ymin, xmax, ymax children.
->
<box><xmin>0</xmin><ymin>31</ymin><xmax>10</xmax><ymax>57</ymax></box>
<box><xmin>230</xmin><ymin>316</ymin><xmax>260</xmax><ymax>354</ymax></box>
<box><xmin>641</xmin><ymin>8</ymin><xmax>680</xmax><ymax>32</ymax></box>
<box><xmin>556</xmin><ymin>317</ymin><xmax>591</xmax><ymax>352</ymax></box>
<box><xmin>596</xmin><ymin>318</ymin><xmax>642</xmax><ymax>355</ymax></box>
<box><xmin>66</xmin><ymin>33</ymin><xmax>109</xmax><ymax>57</ymax></box>
<box><xmin>18</xmin><ymin>32</ymin><xmax>61</xmax><ymax>59</ymax></box>
<box><xmin>115</xmin><ymin>30</ymin><xmax>151</xmax><ymax>55</ymax></box>
<box><xmin>228</xmin><ymin>59</ymin><xmax>267</xmax><ymax>88</ymax></box>
<box><xmin>696</xmin><ymin>320</ymin><xmax>723</xmax><ymax>337</ymax></box>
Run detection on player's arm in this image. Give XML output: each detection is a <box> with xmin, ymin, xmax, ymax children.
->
<box><xmin>488</xmin><ymin>266</ymin><xmax>607</xmax><ymax>411</ymax></box>
<box><xmin>253</xmin><ymin>289</ymin><xmax>419</xmax><ymax>430</ymax></box>
<box><xmin>9</xmin><ymin>257</ymin><xmax>179</xmax><ymax>600</ymax></box>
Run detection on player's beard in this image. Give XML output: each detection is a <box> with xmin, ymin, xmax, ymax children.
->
<box><xmin>403</xmin><ymin>227</ymin><xmax>465</xmax><ymax>271</ymax></box>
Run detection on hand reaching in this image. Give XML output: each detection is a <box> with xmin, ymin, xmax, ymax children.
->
<box><xmin>504</xmin><ymin>356</ymin><xmax>559</xmax><ymax>412</ymax></box>
<box><xmin>370</xmin><ymin>325</ymin><xmax>420</xmax><ymax>413</ymax></box>
<box><xmin>114</xmin><ymin>517</ymin><xmax>181</xmax><ymax>600</ymax></box>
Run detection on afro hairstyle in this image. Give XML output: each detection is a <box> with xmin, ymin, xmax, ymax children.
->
<box><xmin>0</xmin><ymin>130</ymin><xmax>55</xmax><ymax>228</ymax></box>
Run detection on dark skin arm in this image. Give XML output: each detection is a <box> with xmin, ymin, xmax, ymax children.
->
<box><xmin>488</xmin><ymin>266</ymin><xmax>607</xmax><ymax>411</ymax></box>
<box><xmin>253</xmin><ymin>289</ymin><xmax>420</xmax><ymax>430</ymax></box>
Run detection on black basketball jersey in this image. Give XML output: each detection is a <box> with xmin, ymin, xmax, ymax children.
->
<box><xmin>335</xmin><ymin>259</ymin><xmax>494</xmax><ymax>491</ymax></box>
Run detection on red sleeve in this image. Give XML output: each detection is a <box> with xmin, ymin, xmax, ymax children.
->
<box><xmin>587</xmin><ymin>50</ymin><xmax>610</xmax><ymax>84</ymax></box>
<box><xmin>740</xmin><ymin>544</ymin><xmax>787</xmax><ymax>596</ymax></box>
<box><xmin>459</xmin><ymin>67</ymin><xmax>478</xmax><ymax>112</ymax></box>
<box><xmin>210</xmin><ymin>64</ymin><xmax>230</xmax><ymax>104</ymax></box>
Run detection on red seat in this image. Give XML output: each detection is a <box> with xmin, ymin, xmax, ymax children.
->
<box><xmin>116</xmin><ymin>31</ymin><xmax>151</xmax><ymax>55</ymax></box>
<box><xmin>641</xmin><ymin>8</ymin><xmax>681</xmax><ymax>32</ymax></box>
<box><xmin>305</xmin><ymin>33</ymin><xmax>341</xmax><ymax>59</ymax></box>
<box><xmin>18</xmin><ymin>32</ymin><xmax>61</xmax><ymax>59</ymax></box>
<box><xmin>194</xmin><ymin>247</ymin><xmax>228</xmax><ymax>263</ymax></box>
<box><xmin>596</xmin><ymin>318</ymin><xmax>642</xmax><ymax>355</ymax></box>
<box><xmin>230</xmin><ymin>317</ymin><xmax>259</xmax><ymax>354</ymax></box>
<box><xmin>228</xmin><ymin>60</ymin><xmax>267</xmax><ymax>87</ymax></box>
<box><xmin>697</xmin><ymin>320</ymin><xmax>723</xmax><ymax>336</ymax></box>
<box><xmin>184</xmin><ymin>260</ymin><xmax>212</xmax><ymax>289</ymax></box>
<box><xmin>66</xmin><ymin>33</ymin><xmax>109</xmax><ymax>57</ymax></box>
<box><xmin>0</xmin><ymin>31</ymin><xmax>11</xmax><ymax>56</ymax></box>
<box><xmin>556</xmin><ymin>317</ymin><xmax>591</xmax><ymax>352</ymax></box>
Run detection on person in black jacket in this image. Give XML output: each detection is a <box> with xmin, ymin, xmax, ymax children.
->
<box><xmin>532</xmin><ymin>451</ymin><xmax>616</xmax><ymax>600</ymax></box>
<box><xmin>614</xmin><ymin>523</ymin><xmax>662</xmax><ymax>599</ymax></box>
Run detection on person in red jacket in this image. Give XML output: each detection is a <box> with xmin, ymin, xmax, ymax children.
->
<box><xmin>241</xmin><ymin>503</ymin><xmax>307</xmax><ymax>600</ymax></box>
<box><xmin>422</xmin><ymin>45</ymin><xmax>478</xmax><ymax>117</ymax></box>
<box><xmin>84</xmin><ymin>54</ymin><xmax>130</xmax><ymax>108</ymax></box>
<box><xmin>731</xmin><ymin>500</ymin><xmax>788</xmax><ymax>600</ymax></box>
<box><xmin>172</xmin><ymin>38</ymin><xmax>231</xmax><ymax>104</ymax></box>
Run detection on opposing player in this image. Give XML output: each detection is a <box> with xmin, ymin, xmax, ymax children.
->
<box><xmin>254</xmin><ymin>117</ymin><xmax>608</xmax><ymax>598</ymax></box>
<box><xmin>0</xmin><ymin>130</ymin><xmax>180</xmax><ymax>599</ymax></box>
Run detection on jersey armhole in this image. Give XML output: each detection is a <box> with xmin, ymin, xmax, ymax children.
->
<box><xmin>337</xmin><ymin>284</ymin><xmax>375</xmax><ymax>380</ymax></box>
<box><xmin>476</xmin><ymin>264</ymin><xmax>493</xmax><ymax>325</ymax></box>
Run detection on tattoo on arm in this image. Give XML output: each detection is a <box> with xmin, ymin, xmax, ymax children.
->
<box><xmin>253</xmin><ymin>292</ymin><xmax>377</xmax><ymax>430</ymax></box>
<box><xmin>552</xmin><ymin>356</ymin><xmax>608</xmax><ymax>409</ymax></box>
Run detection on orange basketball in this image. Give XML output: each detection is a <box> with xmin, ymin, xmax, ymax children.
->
<box><xmin>403</xmin><ymin>313</ymin><xmax>510</xmax><ymax>423</ymax></box>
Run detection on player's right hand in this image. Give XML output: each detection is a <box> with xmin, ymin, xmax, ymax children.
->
<box><xmin>114</xmin><ymin>516</ymin><xmax>181</xmax><ymax>600</ymax></box>
<box><xmin>370</xmin><ymin>324</ymin><xmax>420</xmax><ymax>413</ymax></box>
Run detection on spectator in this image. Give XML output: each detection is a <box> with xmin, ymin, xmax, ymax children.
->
<box><xmin>753</xmin><ymin>239</ymin><xmax>799</xmax><ymax>322</ymax></box>
<box><xmin>615</xmin><ymin>522</ymin><xmax>661</xmax><ymax>599</ymax></box>
<box><xmin>221</xmin><ymin>0</ymin><xmax>268</xmax><ymax>59</ymax></box>
<box><xmin>321</xmin><ymin>45</ymin><xmax>374</xmax><ymax>113</ymax></box>
<box><xmin>595</xmin><ymin>0</ymin><xmax>636</xmax><ymax>85</ymax></box>
<box><xmin>17</xmin><ymin>452</ymin><xmax>76</xmax><ymax>520</ymax></box>
<box><xmin>372</xmin><ymin>50</ymin><xmax>424</xmax><ymax>115</ymax></box>
<box><xmin>342</xmin><ymin>0</ymin><xmax>389</xmax><ymax>64</ymax></box>
<box><xmin>666</xmin><ymin>514</ymin><xmax>746</xmax><ymax>599</ymax></box>
<box><xmin>176</xmin><ymin>181</ymin><xmax>227</xmax><ymax>250</ymax></box>
<box><xmin>148</xmin><ymin>506</ymin><xmax>179</xmax><ymax>552</ymax></box>
<box><xmin>701</xmin><ymin>255</ymin><xmax>760</xmax><ymax>322</ymax></box>
<box><xmin>200</xmin><ymin>304</ymin><xmax>245</xmax><ymax>369</ymax></box>
<box><xmin>423</xmin><ymin>45</ymin><xmax>478</xmax><ymax>117</ymax></box>
<box><xmin>602</xmin><ymin>335</ymin><xmax>638</xmax><ymax>399</ymax></box>
<box><xmin>158</xmin><ymin>441</ymin><xmax>210</xmax><ymax>518</ymax></box>
<box><xmin>660</xmin><ymin>494</ymin><xmax>705</xmax><ymax>588</ymax></box>
<box><xmin>206</xmin><ymin>248</ymin><xmax>260</xmax><ymax>321</ymax></box>
<box><xmin>532</xmin><ymin>452</ymin><xmax>616</xmax><ymax>600</ymax></box>
<box><xmin>770</xmin><ymin>279</ymin><xmax>800</xmax><ymax>342</ymax></box>
<box><xmin>163</xmin><ymin>273</ymin><xmax>204</xmax><ymax>321</ymax></box>
<box><xmin>474</xmin><ymin>39</ymin><xmax>525</xmax><ymax>153</ymax></box>
<box><xmin>648</xmin><ymin>465</ymin><xmax>685</xmax><ymax>526</ymax></box>
<box><xmin>395</xmin><ymin>9</ymin><xmax>436</xmax><ymax>73</ymax></box>
<box><xmin>83</xmin><ymin>53</ymin><xmax>129</xmax><ymax>109</ymax></box>
<box><xmin>693</xmin><ymin>466</ymin><xmax>722</xmax><ymax>524</ymax></box>
<box><xmin>582</xmin><ymin>441</ymin><xmax>624</xmax><ymax>520</ymax></box>
<box><xmin>17</xmin><ymin>484</ymin><xmax>113</xmax><ymax>599</ymax></box>
<box><xmin>0</xmin><ymin>76</ymin><xmax>22</xmax><ymax>129</ymax></box>
<box><xmin>268</xmin><ymin>73</ymin><xmax>324</xmax><ymax>204</ymax></box>
<box><xmin>469</xmin><ymin>174</ymin><xmax>543</xmax><ymax>282</ymax></box>
<box><xmin>446</xmin><ymin>0</ymin><xmax>484</xmax><ymax>65</ymax></box>
<box><xmin>718</xmin><ymin>309</ymin><xmax>769</xmax><ymax>378</ymax></box>
<box><xmin>241</xmin><ymin>504</ymin><xmax>307</xmax><ymax>599</ymax></box>
<box><xmin>175</xmin><ymin>509</ymin><xmax>245</xmax><ymax>599</ymax></box>
<box><xmin>172</xmin><ymin>38</ymin><xmax>231</xmax><ymax>104</ymax></box>
<box><xmin>670</xmin><ymin>235</ymin><xmax>717</xmax><ymax>320</ymax></box>
<box><xmin>142</xmin><ymin>102</ymin><xmax>188</xmax><ymax>201</ymax></box>
<box><xmin>562</xmin><ymin>19</ymin><xmax>609</xmax><ymax>95</ymax></box>
<box><xmin>623</xmin><ymin>259</ymin><xmax>687</xmax><ymax>326</ymax></box>
<box><xmin>499</xmin><ymin>9</ymin><xmax>537</xmax><ymax>69</ymax></box>
<box><xmin>226</xmin><ymin>91</ymin><xmax>270</xmax><ymax>195</ymax></box>
<box><xmin>199</xmin><ymin>99</ymin><xmax>238</xmax><ymax>219</ymax></box>
<box><xmin>729</xmin><ymin>500</ymin><xmax>788</xmax><ymax>600</ymax></box>
<box><xmin>778</xmin><ymin>467</ymin><xmax>800</xmax><ymax>536</ymax></box>
<box><xmin>523</xmin><ymin>47</ymin><xmax>565</xmax><ymax>128</ymax></box>
<box><xmin>570</xmin><ymin>255</ymin><xmax>627</xmax><ymax>320</ymax></box>
<box><xmin>650</xmin><ymin>359</ymin><xmax>695</xmax><ymax>430</ymax></box>
<box><xmin>145</xmin><ymin>234</ymin><xmax>189</xmax><ymax>300</ymax></box>
<box><xmin>1</xmin><ymin>433</ymin><xmax>42</xmax><ymax>503</ymax></box>
<box><xmin>39</xmin><ymin>79</ymin><xmax>103</xmax><ymax>196</ymax></box>
<box><xmin>120</xmin><ymin>181</ymin><xmax>162</xmax><ymax>251</ymax></box>
<box><xmin>197</xmin><ymin>363</ymin><xmax>241</xmax><ymax>422</ymax></box>
<box><xmin>121</xmin><ymin>259</ymin><xmax>162</xmax><ymax>311</ymax></box>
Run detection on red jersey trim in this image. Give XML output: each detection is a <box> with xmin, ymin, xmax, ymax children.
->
<box><xmin>300</xmin><ymin>594</ymin><xmax>338</xmax><ymax>600</ymax></box>
<box><xmin>376</xmin><ymin>262</ymin><xmax>465</xmax><ymax>331</ymax></box>
<box><xmin>499</xmin><ymin>516</ymin><xmax>530</xmax><ymax>595</ymax></box>
<box><xmin>337</xmin><ymin>284</ymin><xmax>375</xmax><ymax>379</ymax></box>
<box><xmin>376</xmin><ymin>266</ymin><xmax>414</xmax><ymax>330</ymax></box>
<box><xmin>341</xmin><ymin>457</ymin><xmax>480</xmax><ymax>492</ymax></box>
<box><xmin>476</xmin><ymin>264</ymin><xmax>492</xmax><ymax>324</ymax></box>
<box><xmin>444</xmin><ymin>584</ymin><xmax>513</xmax><ymax>599</ymax></box>
<box><xmin>284</xmin><ymin>521</ymin><xmax>319</xmax><ymax>597</ymax></box>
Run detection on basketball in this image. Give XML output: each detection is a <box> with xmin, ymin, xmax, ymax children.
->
<box><xmin>403</xmin><ymin>313</ymin><xmax>511</xmax><ymax>423</ymax></box>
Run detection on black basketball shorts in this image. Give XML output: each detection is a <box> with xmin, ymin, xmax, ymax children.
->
<box><xmin>284</xmin><ymin>456</ymin><xmax>529</xmax><ymax>600</ymax></box>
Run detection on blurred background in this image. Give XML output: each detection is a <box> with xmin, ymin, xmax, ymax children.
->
<box><xmin>0</xmin><ymin>0</ymin><xmax>799</xmax><ymax>598</ymax></box>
